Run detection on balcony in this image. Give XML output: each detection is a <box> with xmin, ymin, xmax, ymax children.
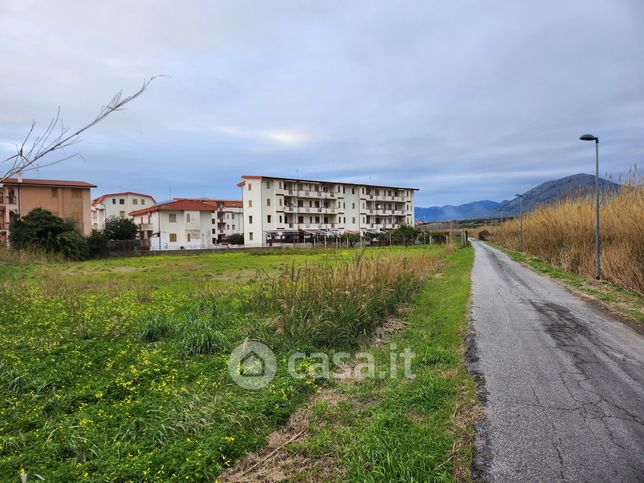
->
<box><xmin>1</xmin><ymin>196</ymin><xmax>17</xmax><ymax>205</ymax></box>
<box><xmin>138</xmin><ymin>223</ymin><xmax>154</xmax><ymax>231</ymax></box>
<box><xmin>284</xmin><ymin>205</ymin><xmax>336</xmax><ymax>214</ymax></box>
<box><xmin>286</xmin><ymin>189</ymin><xmax>336</xmax><ymax>199</ymax></box>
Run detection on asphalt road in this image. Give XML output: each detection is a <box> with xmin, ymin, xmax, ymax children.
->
<box><xmin>469</xmin><ymin>240</ymin><xmax>644</xmax><ymax>482</ymax></box>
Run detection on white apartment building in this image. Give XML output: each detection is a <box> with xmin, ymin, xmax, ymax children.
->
<box><xmin>172</xmin><ymin>198</ymin><xmax>243</xmax><ymax>242</ymax></box>
<box><xmin>129</xmin><ymin>199</ymin><xmax>216</xmax><ymax>251</ymax></box>
<box><xmin>92</xmin><ymin>192</ymin><xmax>155</xmax><ymax>230</ymax></box>
<box><xmin>237</xmin><ymin>175</ymin><xmax>417</xmax><ymax>247</ymax></box>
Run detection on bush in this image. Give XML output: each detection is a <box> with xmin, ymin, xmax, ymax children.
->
<box><xmin>104</xmin><ymin>217</ymin><xmax>138</xmax><ymax>240</ymax></box>
<box><xmin>9</xmin><ymin>208</ymin><xmax>71</xmax><ymax>251</ymax></box>
<box><xmin>478</xmin><ymin>229</ymin><xmax>490</xmax><ymax>241</ymax></box>
<box><xmin>87</xmin><ymin>230</ymin><xmax>108</xmax><ymax>257</ymax></box>
<box><xmin>229</xmin><ymin>233</ymin><xmax>244</xmax><ymax>245</ymax></box>
<box><xmin>55</xmin><ymin>231</ymin><xmax>90</xmax><ymax>261</ymax></box>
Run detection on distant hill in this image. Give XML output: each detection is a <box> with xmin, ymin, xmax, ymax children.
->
<box><xmin>415</xmin><ymin>173</ymin><xmax>620</xmax><ymax>222</ymax></box>
<box><xmin>496</xmin><ymin>173</ymin><xmax>620</xmax><ymax>217</ymax></box>
<box><xmin>415</xmin><ymin>200</ymin><xmax>504</xmax><ymax>222</ymax></box>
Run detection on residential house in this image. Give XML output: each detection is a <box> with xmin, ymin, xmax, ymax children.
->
<box><xmin>0</xmin><ymin>177</ymin><xmax>96</xmax><ymax>244</ymax></box>
<box><xmin>129</xmin><ymin>199</ymin><xmax>216</xmax><ymax>250</ymax></box>
<box><xmin>91</xmin><ymin>192</ymin><xmax>155</xmax><ymax>230</ymax></box>
<box><xmin>237</xmin><ymin>175</ymin><xmax>417</xmax><ymax>247</ymax></box>
<box><xmin>172</xmin><ymin>198</ymin><xmax>243</xmax><ymax>242</ymax></box>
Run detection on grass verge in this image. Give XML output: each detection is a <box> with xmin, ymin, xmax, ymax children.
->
<box><xmin>225</xmin><ymin>246</ymin><xmax>477</xmax><ymax>481</ymax></box>
<box><xmin>489</xmin><ymin>242</ymin><xmax>643</xmax><ymax>325</ymax></box>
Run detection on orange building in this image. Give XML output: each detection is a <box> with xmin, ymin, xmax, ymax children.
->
<box><xmin>0</xmin><ymin>177</ymin><xmax>96</xmax><ymax>244</ymax></box>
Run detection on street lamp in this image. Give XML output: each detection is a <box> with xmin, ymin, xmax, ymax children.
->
<box><xmin>579</xmin><ymin>134</ymin><xmax>600</xmax><ymax>280</ymax></box>
<box><xmin>515</xmin><ymin>194</ymin><xmax>524</xmax><ymax>252</ymax></box>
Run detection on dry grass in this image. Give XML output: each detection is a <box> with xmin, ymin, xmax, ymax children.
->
<box><xmin>488</xmin><ymin>171</ymin><xmax>643</xmax><ymax>293</ymax></box>
<box><xmin>0</xmin><ymin>244</ymin><xmax>63</xmax><ymax>264</ymax></box>
<box><xmin>244</xmin><ymin>248</ymin><xmax>451</xmax><ymax>347</ymax></box>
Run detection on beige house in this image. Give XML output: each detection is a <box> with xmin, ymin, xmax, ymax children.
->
<box><xmin>238</xmin><ymin>175</ymin><xmax>417</xmax><ymax>247</ymax></box>
<box><xmin>91</xmin><ymin>191</ymin><xmax>156</xmax><ymax>230</ymax></box>
<box><xmin>0</xmin><ymin>177</ymin><xmax>96</xmax><ymax>244</ymax></box>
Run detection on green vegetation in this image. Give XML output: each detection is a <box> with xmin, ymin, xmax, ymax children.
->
<box><xmin>277</xmin><ymin>247</ymin><xmax>477</xmax><ymax>481</ymax></box>
<box><xmin>491</xmin><ymin>242</ymin><xmax>644</xmax><ymax>324</ymax></box>
<box><xmin>103</xmin><ymin>216</ymin><xmax>138</xmax><ymax>241</ymax></box>
<box><xmin>8</xmin><ymin>208</ymin><xmax>89</xmax><ymax>261</ymax></box>
<box><xmin>0</xmin><ymin>245</ymin><xmax>472</xmax><ymax>480</ymax></box>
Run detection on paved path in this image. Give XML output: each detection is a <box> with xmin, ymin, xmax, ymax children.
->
<box><xmin>469</xmin><ymin>240</ymin><xmax>644</xmax><ymax>482</ymax></box>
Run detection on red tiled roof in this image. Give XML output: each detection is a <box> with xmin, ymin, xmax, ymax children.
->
<box><xmin>1</xmin><ymin>178</ymin><xmax>96</xmax><ymax>188</ymax></box>
<box><xmin>129</xmin><ymin>199</ymin><xmax>215</xmax><ymax>217</ymax></box>
<box><xmin>93</xmin><ymin>192</ymin><xmax>155</xmax><ymax>205</ymax></box>
<box><xmin>239</xmin><ymin>175</ymin><xmax>418</xmax><ymax>190</ymax></box>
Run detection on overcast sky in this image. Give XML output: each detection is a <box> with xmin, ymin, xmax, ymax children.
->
<box><xmin>1</xmin><ymin>0</ymin><xmax>643</xmax><ymax>206</ymax></box>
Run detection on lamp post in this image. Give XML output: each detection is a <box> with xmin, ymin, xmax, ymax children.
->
<box><xmin>579</xmin><ymin>134</ymin><xmax>600</xmax><ymax>280</ymax></box>
<box><xmin>515</xmin><ymin>194</ymin><xmax>524</xmax><ymax>252</ymax></box>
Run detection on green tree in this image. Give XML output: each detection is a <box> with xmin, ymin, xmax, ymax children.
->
<box><xmin>104</xmin><ymin>217</ymin><xmax>138</xmax><ymax>240</ymax></box>
<box><xmin>228</xmin><ymin>233</ymin><xmax>244</xmax><ymax>245</ymax></box>
<box><xmin>9</xmin><ymin>208</ymin><xmax>70</xmax><ymax>251</ymax></box>
<box><xmin>8</xmin><ymin>208</ymin><xmax>89</xmax><ymax>260</ymax></box>
<box><xmin>391</xmin><ymin>224</ymin><xmax>420</xmax><ymax>247</ymax></box>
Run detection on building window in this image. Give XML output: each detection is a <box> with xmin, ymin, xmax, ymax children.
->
<box><xmin>112</xmin><ymin>198</ymin><xmax>116</xmax><ymax>204</ymax></box>
<box><xmin>232</xmin><ymin>224</ymin><xmax>235</xmax><ymax>230</ymax></box>
<box><xmin>141</xmin><ymin>199</ymin><xmax>146</xmax><ymax>205</ymax></box>
<box><xmin>119</xmin><ymin>199</ymin><xmax>125</xmax><ymax>205</ymax></box>
<box><xmin>51</xmin><ymin>188</ymin><xmax>58</xmax><ymax>198</ymax></box>
<box><xmin>352</xmin><ymin>217</ymin><xmax>356</xmax><ymax>223</ymax></box>
<box><xmin>279</xmin><ymin>216</ymin><xmax>282</xmax><ymax>223</ymax></box>
<box><xmin>212</xmin><ymin>229</ymin><xmax>216</xmax><ymax>234</ymax></box>
<box><xmin>169</xmin><ymin>213</ymin><xmax>177</xmax><ymax>223</ymax></box>
<box><xmin>248</xmin><ymin>200</ymin><xmax>253</xmax><ymax>208</ymax></box>
<box><xmin>352</xmin><ymin>202</ymin><xmax>355</xmax><ymax>209</ymax></box>
<box><xmin>133</xmin><ymin>199</ymin><xmax>138</xmax><ymax>205</ymax></box>
<box><xmin>248</xmin><ymin>215</ymin><xmax>253</xmax><ymax>224</ymax></box>
<box><xmin>169</xmin><ymin>233</ymin><xmax>177</xmax><ymax>242</ymax></box>
<box><xmin>267</xmin><ymin>215</ymin><xmax>272</xmax><ymax>223</ymax></box>
<box><xmin>119</xmin><ymin>211</ymin><xmax>126</xmax><ymax>219</ymax></box>
<box><xmin>266</xmin><ymin>181</ymin><xmax>271</xmax><ymax>189</ymax></box>
<box><xmin>248</xmin><ymin>183</ymin><xmax>252</xmax><ymax>191</ymax></box>
<box><xmin>186</xmin><ymin>213</ymin><xmax>191</xmax><ymax>222</ymax></box>
<box><xmin>352</xmin><ymin>188</ymin><xmax>355</xmax><ymax>194</ymax></box>
<box><xmin>249</xmin><ymin>232</ymin><xmax>253</xmax><ymax>241</ymax></box>
<box><xmin>187</xmin><ymin>233</ymin><xmax>191</xmax><ymax>242</ymax></box>
<box><xmin>298</xmin><ymin>216</ymin><xmax>304</xmax><ymax>224</ymax></box>
<box><xmin>266</xmin><ymin>198</ymin><xmax>271</xmax><ymax>206</ymax></box>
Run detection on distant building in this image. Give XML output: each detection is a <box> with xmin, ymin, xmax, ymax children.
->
<box><xmin>129</xmin><ymin>199</ymin><xmax>217</xmax><ymax>250</ymax></box>
<box><xmin>91</xmin><ymin>192</ymin><xmax>155</xmax><ymax>230</ymax></box>
<box><xmin>237</xmin><ymin>175</ymin><xmax>417</xmax><ymax>247</ymax></box>
<box><xmin>0</xmin><ymin>177</ymin><xmax>96</xmax><ymax>244</ymax></box>
<box><xmin>172</xmin><ymin>198</ymin><xmax>244</xmax><ymax>243</ymax></box>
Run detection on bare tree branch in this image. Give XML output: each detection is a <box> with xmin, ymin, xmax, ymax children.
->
<box><xmin>1</xmin><ymin>76</ymin><xmax>161</xmax><ymax>182</ymax></box>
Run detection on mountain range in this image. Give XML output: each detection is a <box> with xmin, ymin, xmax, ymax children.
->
<box><xmin>415</xmin><ymin>173</ymin><xmax>620</xmax><ymax>222</ymax></box>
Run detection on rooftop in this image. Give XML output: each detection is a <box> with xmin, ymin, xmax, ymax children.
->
<box><xmin>129</xmin><ymin>199</ymin><xmax>215</xmax><ymax>217</ymax></box>
<box><xmin>93</xmin><ymin>192</ymin><xmax>156</xmax><ymax>204</ymax></box>
<box><xmin>1</xmin><ymin>178</ymin><xmax>96</xmax><ymax>188</ymax></box>
<box><xmin>238</xmin><ymin>175</ymin><xmax>418</xmax><ymax>191</ymax></box>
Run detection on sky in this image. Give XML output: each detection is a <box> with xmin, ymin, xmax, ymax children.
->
<box><xmin>1</xmin><ymin>0</ymin><xmax>643</xmax><ymax>207</ymax></box>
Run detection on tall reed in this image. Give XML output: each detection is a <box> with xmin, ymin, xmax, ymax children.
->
<box><xmin>243</xmin><ymin>248</ymin><xmax>449</xmax><ymax>347</ymax></box>
<box><xmin>489</xmin><ymin>170</ymin><xmax>643</xmax><ymax>293</ymax></box>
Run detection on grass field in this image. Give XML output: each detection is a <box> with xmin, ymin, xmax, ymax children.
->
<box><xmin>0</xmin><ymin>245</ymin><xmax>474</xmax><ymax>481</ymax></box>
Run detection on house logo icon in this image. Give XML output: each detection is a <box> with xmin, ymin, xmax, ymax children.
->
<box><xmin>228</xmin><ymin>340</ymin><xmax>277</xmax><ymax>390</ymax></box>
